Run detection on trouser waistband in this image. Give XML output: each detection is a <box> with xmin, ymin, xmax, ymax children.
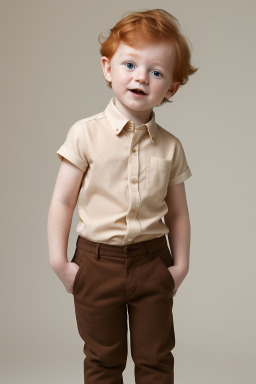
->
<box><xmin>76</xmin><ymin>235</ymin><xmax>169</xmax><ymax>260</ymax></box>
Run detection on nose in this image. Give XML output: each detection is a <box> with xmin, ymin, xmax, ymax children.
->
<box><xmin>134</xmin><ymin>69</ymin><xmax>148</xmax><ymax>84</ymax></box>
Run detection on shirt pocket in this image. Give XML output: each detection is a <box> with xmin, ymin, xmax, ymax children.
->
<box><xmin>146</xmin><ymin>156</ymin><xmax>173</xmax><ymax>200</ymax></box>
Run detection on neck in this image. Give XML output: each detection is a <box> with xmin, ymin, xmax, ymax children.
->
<box><xmin>114</xmin><ymin>98</ymin><xmax>152</xmax><ymax>127</ymax></box>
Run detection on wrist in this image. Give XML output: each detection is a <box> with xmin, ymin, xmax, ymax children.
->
<box><xmin>171</xmin><ymin>264</ymin><xmax>189</xmax><ymax>278</ymax></box>
<box><xmin>50</xmin><ymin>259</ymin><xmax>69</xmax><ymax>274</ymax></box>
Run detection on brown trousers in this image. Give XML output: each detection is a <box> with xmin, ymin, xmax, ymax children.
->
<box><xmin>71</xmin><ymin>234</ymin><xmax>176</xmax><ymax>384</ymax></box>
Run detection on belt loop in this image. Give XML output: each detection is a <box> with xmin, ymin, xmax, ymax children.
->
<box><xmin>95</xmin><ymin>243</ymin><xmax>101</xmax><ymax>260</ymax></box>
<box><xmin>145</xmin><ymin>240</ymin><xmax>154</xmax><ymax>261</ymax></box>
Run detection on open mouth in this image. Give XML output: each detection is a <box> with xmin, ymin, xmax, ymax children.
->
<box><xmin>129</xmin><ymin>89</ymin><xmax>147</xmax><ymax>95</ymax></box>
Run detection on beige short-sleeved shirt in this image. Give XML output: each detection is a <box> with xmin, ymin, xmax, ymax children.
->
<box><xmin>56</xmin><ymin>97</ymin><xmax>192</xmax><ymax>245</ymax></box>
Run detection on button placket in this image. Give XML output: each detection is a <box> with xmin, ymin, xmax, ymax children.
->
<box><xmin>124</xmin><ymin>130</ymin><xmax>145</xmax><ymax>245</ymax></box>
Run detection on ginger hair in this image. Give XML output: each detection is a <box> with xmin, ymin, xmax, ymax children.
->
<box><xmin>98</xmin><ymin>9</ymin><xmax>198</xmax><ymax>105</ymax></box>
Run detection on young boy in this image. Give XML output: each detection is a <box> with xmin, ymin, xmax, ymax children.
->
<box><xmin>48</xmin><ymin>8</ymin><xmax>198</xmax><ymax>384</ymax></box>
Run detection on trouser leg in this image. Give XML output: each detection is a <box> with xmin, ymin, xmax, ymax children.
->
<box><xmin>71</xmin><ymin>243</ymin><xmax>128</xmax><ymax>384</ymax></box>
<box><xmin>127</xmin><ymin>241</ymin><xmax>175</xmax><ymax>384</ymax></box>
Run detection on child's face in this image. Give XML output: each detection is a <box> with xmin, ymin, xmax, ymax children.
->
<box><xmin>101</xmin><ymin>41</ymin><xmax>180</xmax><ymax>120</ymax></box>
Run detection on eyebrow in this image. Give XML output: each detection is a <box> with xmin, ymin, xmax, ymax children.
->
<box><xmin>125</xmin><ymin>52</ymin><xmax>140</xmax><ymax>58</ymax></box>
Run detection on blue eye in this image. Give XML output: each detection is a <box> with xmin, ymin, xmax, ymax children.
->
<box><xmin>152</xmin><ymin>70</ymin><xmax>162</xmax><ymax>77</ymax></box>
<box><xmin>125</xmin><ymin>62</ymin><xmax>135</xmax><ymax>69</ymax></box>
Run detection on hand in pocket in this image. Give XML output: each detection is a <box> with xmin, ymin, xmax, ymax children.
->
<box><xmin>168</xmin><ymin>265</ymin><xmax>188</xmax><ymax>297</ymax></box>
<box><xmin>53</xmin><ymin>261</ymin><xmax>80</xmax><ymax>294</ymax></box>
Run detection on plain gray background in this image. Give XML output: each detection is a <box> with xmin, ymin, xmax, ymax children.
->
<box><xmin>1</xmin><ymin>0</ymin><xmax>255</xmax><ymax>383</ymax></box>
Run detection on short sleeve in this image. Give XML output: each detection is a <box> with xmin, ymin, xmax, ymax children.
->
<box><xmin>56</xmin><ymin>121</ymin><xmax>89</xmax><ymax>172</ymax></box>
<box><xmin>168</xmin><ymin>139</ymin><xmax>192</xmax><ymax>186</ymax></box>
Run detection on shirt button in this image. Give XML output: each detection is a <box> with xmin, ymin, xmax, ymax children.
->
<box><xmin>131</xmin><ymin>209</ymin><xmax>135</xmax><ymax>213</ymax></box>
<box><xmin>132</xmin><ymin>148</ymin><xmax>137</xmax><ymax>154</ymax></box>
<box><xmin>130</xmin><ymin>178</ymin><xmax>137</xmax><ymax>184</ymax></box>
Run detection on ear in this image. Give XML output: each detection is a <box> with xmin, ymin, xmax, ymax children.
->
<box><xmin>165</xmin><ymin>81</ymin><xmax>181</xmax><ymax>99</ymax></box>
<box><xmin>101</xmin><ymin>56</ymin><xmax>112</xmax><ymax>82</ymax></box>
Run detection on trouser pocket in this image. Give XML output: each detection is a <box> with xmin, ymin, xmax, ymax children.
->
<box><xmin>155</xmin><ymin>249</ymin><xmax>175</xmax><ymax>290</ymax></box>
<box><xmin>70</xmin><ymin>247</ymin><xmax>88</xmax><ymax>295</ymax></box>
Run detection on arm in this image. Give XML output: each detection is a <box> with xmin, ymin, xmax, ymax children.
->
<box><xmin>164</xmin><ymin>182</ymin><xmax>191</xmax><ymax>296</ymax></box>
<box><xmin>47</xmin><ymin>158</ymin><xmax>85</xmax><ymax>293</ymax></box>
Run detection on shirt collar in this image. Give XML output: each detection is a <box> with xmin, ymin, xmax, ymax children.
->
<box><xmin>104</xmin><ymin>97</ymin><xmax>156</xmax><ymax>144</ymax></box>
